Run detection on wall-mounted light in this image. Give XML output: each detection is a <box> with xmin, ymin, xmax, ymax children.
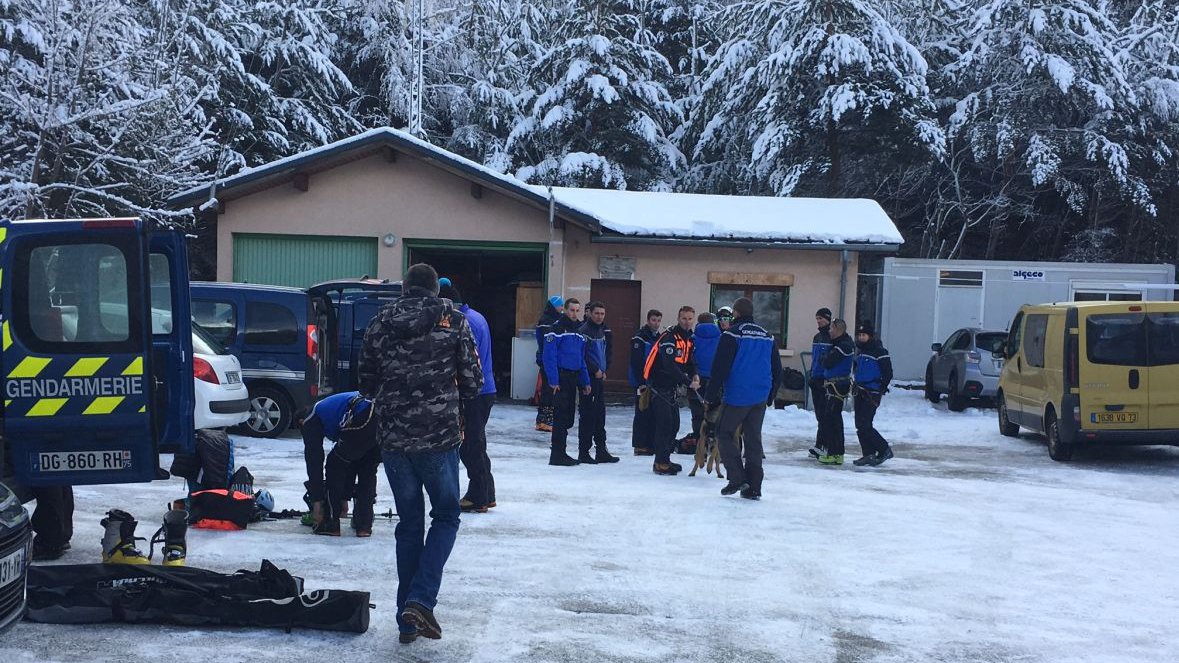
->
<box><xmin>383</xmin><ymin>233</ymin><xmax>397</xmax><ymax>247</ymax></box>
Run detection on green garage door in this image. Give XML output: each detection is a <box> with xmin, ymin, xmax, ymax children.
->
<box><xmin>232</xmin><ymin>233</ymin><xmax>379</xmax><ymax>288</ymax></box>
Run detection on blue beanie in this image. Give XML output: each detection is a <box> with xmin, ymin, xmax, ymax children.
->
<box><xmin>549</xmin><ymin>295</ymin><xmax>563</xmax><ymax>309</ymax></box>
<box><xmin>439</xmin><ymin>277</ymin><xmax>452</xmax><ymax>287</ymax></box>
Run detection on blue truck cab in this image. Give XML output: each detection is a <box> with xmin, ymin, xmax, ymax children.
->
<box><xmin>1</xmin><ymin>218</ymin><xmax>195</xmax><ymax>487</ymax></box>
<box><xmin>190</xmin><ymin>282</ymin><xmax>322</xmax><ymax>438</ymax></box>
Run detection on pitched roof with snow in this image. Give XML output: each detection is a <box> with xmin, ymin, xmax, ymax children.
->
<box><xmin>170</xmin><ymin>127</ymin><xmax>901</xmax><ymax>250</ymax></box>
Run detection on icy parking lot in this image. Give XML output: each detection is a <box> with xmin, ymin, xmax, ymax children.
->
<box><xmin>6</xmin><ymin>390</ymin><xmax>1179</xmax><ymax>663</ymax></box>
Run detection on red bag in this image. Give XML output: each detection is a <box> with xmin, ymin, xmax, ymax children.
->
<box><xmin>189</xmin><ymin>489</ymin><xmax>256</xmax><ymax>530</ymax></box>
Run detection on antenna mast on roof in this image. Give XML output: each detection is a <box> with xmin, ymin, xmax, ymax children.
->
<box><xmin>409</xmin><ymin>0</ymin><xmax>425</xmax><ymax>137</ymax></box>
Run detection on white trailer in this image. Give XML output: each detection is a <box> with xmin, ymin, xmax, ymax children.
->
<box><xmin>877</xmin><ymin>258</ymin><xmax>1177</xmax><ymax>381</ymax></box>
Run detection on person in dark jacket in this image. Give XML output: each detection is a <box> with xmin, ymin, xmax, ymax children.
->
<box><xmin>816</xmin><ymin>318</ymin><xmax>855</xmax><ymax>465</ymax></box>
<box><xmin>852</xmin><ymin>322</ymin><xmax>895</xmax><ymax>467</ymax></box>
<box><xmin>686</xmin><ymin>311</ymin><xmax>721</xmax><ymax>446</ymax></box>
<box><xmin>809</xmin><ymin>308</ymin><xmax>834</xmax><ymax>458</ymax></box>
<box><xmin>577</xmin><ymin>301</ymin><xmax>618</xmax><ymax>464</ymax></box>
<box><xmin>642</xmin><ymin>306</ymin><xmax>699</xmax><ymax>475</ymax></box>
<box><xmin>629</xmin><ymin>309</ymin><xmax>662</xmax><ymax>456</ymax></box>
<box><xmin>706</xmin><ymin>297</ymin><xmax>780</xmax><ymax>500</ymax></box>
<box><xmin>358</xmin><ymin>263</ymin><xmax>482</xmax><ymax>643</ymax></box>
<box><xmin>542</xmin><ymin>298</ymin><xmax>591</xmax><ymax>466</ymax></box>
<box><xmin>440</xmin><ymin>281</ymin><xmax>497</xmax><ymax>512</ymax></box>
<box><xmin>534</xmin><ymin>296</ymin><xmax>564</xmax><ymax>432</ymax></box>
<box><xmin>300</xmin><ymin>391</ymin><xmax>379</xmax><ymax>536</ymax></box>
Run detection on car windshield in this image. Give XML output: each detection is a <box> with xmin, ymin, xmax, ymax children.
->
<box><xmin>192</xmin><ymin>321</ymin><xmax>228</xmax><ymax>355</ymax></box>
<box><xmin>975</xmin><ymin>332</ymin><xmax>1007</xmax><ymax>354</ymax></box>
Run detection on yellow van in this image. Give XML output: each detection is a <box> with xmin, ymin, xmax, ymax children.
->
<box><xmin>996</xmin><ymin>301</ymin><xmax>1179</xmax><ymax>460</ymax></box>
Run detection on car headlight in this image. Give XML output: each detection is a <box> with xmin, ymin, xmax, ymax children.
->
<box><xmin>0</xmin><ymin>484</ymin><xmax>27</xmax><ymax>529</ymax></box>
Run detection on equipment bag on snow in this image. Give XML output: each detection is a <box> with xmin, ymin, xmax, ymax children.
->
<box><xmin>25</xmin><ymin>560</ymin><xmax>371</xmax><ymax>633</ymax></box>
<box><xmin>188</xmin><ymin>489</ymin><xmax>256</xmax><ymax>530</ymax></box>
<box><xmin>169</xmin><ymin>429</ymin><xmax>234</xmax><ymax>491</ymax></box>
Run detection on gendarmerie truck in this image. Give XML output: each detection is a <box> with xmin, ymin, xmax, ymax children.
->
<box><xmin>1</xmin><ymin>218</ymin><xmax>195</xmax><ymax>487</ymax></box>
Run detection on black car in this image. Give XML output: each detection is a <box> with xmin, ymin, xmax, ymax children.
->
<box><xmin>0</xmin><ymin>480</ymin><xmax>32</xmax><ymax>633</ymax></box>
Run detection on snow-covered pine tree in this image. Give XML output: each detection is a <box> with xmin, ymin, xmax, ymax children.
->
<box><xmin>681</xmin><ymin>0</ymin><xmax>944</xmax><ymax>198</ymax></box>
<box><xmin>335</xmin><ymin>0</ymin><xmax>414</xmax><ymax>129</ymax></box>
<box><xmin>507</xmin><ymin>0</ymin><xmax>683</xmax><ymax>190</ymax></box>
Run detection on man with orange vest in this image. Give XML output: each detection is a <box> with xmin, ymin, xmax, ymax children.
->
<box><xmin>642</xmin><ymin>305</ymin><xmax>700</xmax><ymax>475</ymax></box>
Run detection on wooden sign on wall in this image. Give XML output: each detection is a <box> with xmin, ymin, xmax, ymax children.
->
<box><xmin>599</xmin><ymin>256</ymin><xmax>636</xmax><ymax>280</ymax></box>
<box><xmin>707</xmin><ymin>271</ymin><xmax>795</xmax><ymax>287</ymax></box>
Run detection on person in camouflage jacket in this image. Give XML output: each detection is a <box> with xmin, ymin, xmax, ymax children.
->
<box><xmin>358</xmin><ymin>263</ymin><xmax>482</xmax><ymax>644</ymax></box>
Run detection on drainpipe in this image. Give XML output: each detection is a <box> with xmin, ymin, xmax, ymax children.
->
<box><xmin>838</xmin><ymin>249</ymin><xmax>850</xmax><ymax>320</ymax></box>
<box><xmin>548</xmin><ymin>186</ymin><xmax>564</xmax><ymax>296</ymax></box>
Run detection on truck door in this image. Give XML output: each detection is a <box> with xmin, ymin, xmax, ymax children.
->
<box><xmin>1079</xmin><ymin>307</ymin><xmax>1150</xmax><ymax>431</ymax></box>
<box><xmin>148</xmin><ymin>231</ymin><xmax>195</xmax><ymax>454</ymax></box>
<box><xmin>1146</xmin><ymin>304</ymin><xmax>1179</xmax><ymax>430</ymax></box>
<box><xmin>1</xmin><ymin>219</ymin><xmax>156</xmax><ymax>485</ymax></box>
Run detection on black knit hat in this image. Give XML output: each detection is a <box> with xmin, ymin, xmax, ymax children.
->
<box><xmin>856</xmin><ymin>322</ymin><xmax>875</xmax><ymax>336</ymax></box>
<box><xmin>816</xmin><ymin>308</ymin><xmax>833</xmax><ymax>322</ymax></box>
<box><xmin>404</xmin><ymin>263</ymin><xmax>440</xmax><ymax>296</ymax></box>
<box><xmin>438</xmin><ymin>281</ymin><xmax>463</xmax><ymax>304</ymax></box>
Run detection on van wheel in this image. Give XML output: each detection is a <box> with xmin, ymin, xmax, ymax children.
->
<box><xmin>924</xmin><ymin>367</ymin><xmax>940</xmax><ymax>403</ymax></box>
<box><xmin>241</xmin><ymin>386</ymin><xmax>293</xmax><ymax>438</ymax></box>
<box><xmin>947</xmin><ymin>373</ymin><xmax>966</xmax><ymax>412</ymax></box>
<box><xmin>1046</xmin><ymin>412</ymin><xmax>1073</xmax><ymax>462</ymax></box>
<box><xmin>997</xmin><ymin>394</ymin><xmax>1019</xmax><ymax>437</ymax></box>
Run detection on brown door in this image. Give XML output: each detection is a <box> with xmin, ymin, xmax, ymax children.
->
<box><xmin>590</xmin><ymin>279</ymin><xmax>642</xmax><ymax>391</ymax></box>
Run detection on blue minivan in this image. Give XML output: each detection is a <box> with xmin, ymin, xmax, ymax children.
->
<box><xmin>191</xmin><ymin>279</ymin><xmax>401</xmax><ymax>437</ymax></box>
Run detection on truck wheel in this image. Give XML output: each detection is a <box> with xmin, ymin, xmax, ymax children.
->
<box><xmin>1046</xmin><ymin>412</ymin><xmax>1073</xmax><ymax>461</ymax></box>
<box><xmin>241</xmin><ymin>386</ymin><xmax>293</xmax><ymax>438</ymax></box>
<box><xmin>997</xmin><ymin>393</ymin><xmax>1019</xmax><ymax>437</ymax></box>
<box><xmin>947</xmin><ymin>373</ymin><xmax>966</xmax><ymax>412</ymax></box>
<box><xmin>924</xmin><ymin>367</ymin><xmax>940</xmax><ymax>403</ymax></box>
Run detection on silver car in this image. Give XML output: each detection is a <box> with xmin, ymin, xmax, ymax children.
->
<box><xmin>924</xmin><ymin>328</ymin><xmax>1007</xmax><ymax>411</ymax></box>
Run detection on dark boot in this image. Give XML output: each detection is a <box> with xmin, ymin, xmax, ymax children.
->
<box><xmin>100</xmin><ymin>510</ymin><xmax>149</xmax><ymax>564</ymax></box>
<box><xmin>739</xmin><ymin>487</ymin><xmax>762</xmax><ymax>501</ymax></box>
<box><xmin>149</xmin><ymin>509</ymin><xmax>188</xmax><ymax>566</ymax></box>
<box><xmin>313</xmin><ymin>518</ymin><xmax>341</xmax><ymax>536</ymax></box>
<box><xmin>867</xmin><ymin>447</ymin><xmax>894</xmax><ymax>466</ymax></box>
<box><xmin>401</xmin><ymin>601</ymin><xmax>442</xmax><ymax>639</ymax></box>
<box><xmin>577</xmin><ymin>443</ymin><xmax>598</xmax><ymax>465</ymax></box>
<box><xmin>549</xmin><ymin>447</ymin><xmax>579</xmax><ymax>466</ymax></box>
<box><xmin>595</xmin><ymin>446</ymin><xmax>619</xmax><ymax>463</ymax></box>
<box><xmin>720</xmin><ymin>481</ymin><xmax>748</xmax><ymax>496</ymax></box>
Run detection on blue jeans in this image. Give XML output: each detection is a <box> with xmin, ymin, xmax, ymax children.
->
<box><xmin>383</xmin><ymin>447</ymin><xmax>462</xmax><ymax>634</ymax></box>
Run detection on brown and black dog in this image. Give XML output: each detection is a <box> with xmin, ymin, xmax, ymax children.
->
<box><xmin>689</xmin><ymin>404</ymin><xmax>741</xmax><ymax>478</ymax></box>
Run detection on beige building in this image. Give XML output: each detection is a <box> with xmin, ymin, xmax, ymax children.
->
<box><xmin>170</xmin><ymin>128</ymin><xmax>901</xmax><ymax>396</ymax></box>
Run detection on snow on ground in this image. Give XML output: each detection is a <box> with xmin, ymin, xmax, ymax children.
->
<box><xmin>5</xmin><ymin>390</ymin><xmax>1179</xmax><ymax>662</ymax></box>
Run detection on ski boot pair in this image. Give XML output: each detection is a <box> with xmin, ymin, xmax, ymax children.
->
<box><xmin>101</xmin><ymin>509</ymin><xmax>187</xmax><ymax>566</ymax></box>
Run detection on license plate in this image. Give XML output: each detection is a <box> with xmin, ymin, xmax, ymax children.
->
<box><xmin>226</xmin><ymin>371</ymin><xmax>241</xmax><ymax>384</ymax></box>
<box><xmin>35</xmin><ymin>450</ymin><xmax>131</xmax><ymax>472</ymax></box>
<box><xmin>0</xmin><ymin>544</ymin><xmax>27</xmax><ymax>588</ymax></box>
<box><xmin>1091</xmin><ymin>412</ymin><xmax>1138</xmax><ymax>424</ymax></box>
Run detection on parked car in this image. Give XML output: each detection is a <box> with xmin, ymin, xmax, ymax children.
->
<box><xmin>0</xmin><ymin>480</ymin><xmax>32</xmax><ymax>633</ymax></box>
<box><xmin>191</xmin><ymin>283</ymin><xmax>324</xmax><ymax>438</ymax></box>
<box><xmin>996</xmin><ymin>301</ymin><xmax>1179</xmax><ymax>461</ymax></box>
<box><xmin>192</xmin><ymin>322</ymin><xmax>250</xmax><ymax>430</ymax></box>
<box><xmin>925</xmin><ymin>328</ymin><xmax>1007</xmax><ymax>411</ymax></box>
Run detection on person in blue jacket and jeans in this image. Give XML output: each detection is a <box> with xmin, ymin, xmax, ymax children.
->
<box><xmin>542</xmin><ymin>298</ymin><xmax>591</xmax><ymax>466</ymax></box>
<box><xmin>577</xmin><ymin>301</ymin><xmax>619</xmax><ymax>464</ymax></box>
<box><xmin>706</xmin><ymin>297</ymin><xmax>781</xmax><ymax>500</ymax></box>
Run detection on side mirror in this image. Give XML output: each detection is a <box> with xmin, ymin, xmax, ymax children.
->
<box><xmin>931</xmin><ymin>343</ymin><xmax>942</xmax><ymax>352</ymax></box>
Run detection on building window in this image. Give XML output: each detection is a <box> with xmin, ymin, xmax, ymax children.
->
<box><xmin>710</xmin><ymin>285</ymin><xmax>789</xmax><ymax>346</ymax></box>
<box><xmin>1073</xmin><ymin>291</ymin><xmax>1143</xmax><ymax>302</ymax></box>
<box><xmin>938</xmin><ymin>270</ymin><xmax>983</xmax><ymax>287</ymax></box>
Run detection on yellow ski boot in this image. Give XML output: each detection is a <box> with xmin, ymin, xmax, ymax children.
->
<box><xmin>150</xmin><ymin>509</ymin><xmax>188</xmax><ymax>567</ymax></box>
<box><xmin>100</xmin><ymin>509</ymin><xmax>150</xmax><ymax>565</ymax></box>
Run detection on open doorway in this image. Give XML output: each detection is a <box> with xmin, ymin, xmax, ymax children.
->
<box><xmin>405</xmin><ymin>241</ymin><xmax>547</xmax><ymax>396</ymax></box>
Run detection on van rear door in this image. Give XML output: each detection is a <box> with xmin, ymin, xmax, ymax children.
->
<box><xmin>1146</xmin><ymin>303</ymin><xmax>1179</xmax><ymax>430</ymax></box>
<box><xmin>2</xmin><ymin>219</ymin><xmax>157</xmax><ymax>485</ymax></box>
<box><xmin>1079</xmin><ymin>306</ymin><xmax>1150</xmax><ymax>431</ymax></box>
<box><xmin>148</xmin><ymin>231</ymin><xmax>195</xmax><ymax>454</ymax></box>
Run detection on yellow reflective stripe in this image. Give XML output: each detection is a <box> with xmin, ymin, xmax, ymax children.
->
<box><xmin>2</xmin><ymin>321</ymin><xmax>11</xmax><ymax>352</ymax></box>
<box><xmin>27</xmin><ymin>398</ymin><xmax>67</xmax><ymax>416</ymax></box>
<box><xmin>0</xmin><ymin>267</ymin><xmax>4</xmax><ymax>290</ymax></box>
<box><xmin>8</xmin><ymin>356</ymin><xmax>51</xmax><ymax>378</ymax></box>
<box><xmin>138</xmin><ymin>405</ymin><xmax>146</xmax><ymax>413</ymax></box>
<box><xmin>84</xmin><ymin>396</ymin><xmax>124</xmax><ymax>415</ymax></box>
<box><xmin>122</xmin><ymin>357</ymin><xmax>144</xmax><ymax>376</ymax></box>
<box><xmin>0</xmin><ymin>227</ymin><xmax>7</xmax><ymax>243</ymax></box>
<box><xmin>66</xmin><ymin>357</ymin><xmax>108</xmax><ymax>377</ymax></box>
<box><xmin>4</xmin><ymin>399</ymin><xmax>10</xmax><ymax>408</ymax></box>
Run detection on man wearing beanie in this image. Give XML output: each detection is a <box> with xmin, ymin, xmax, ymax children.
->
<box><xmin>533</xmin><ymin>295</ymin><xmax>564</xmax><ymax>432</ymax></box>
<box><xmin>852</xmin><ymin>322</ymin><xmax>895</xmax><ymax>466</ymax></box>
<box><xmin>439</xmin><ymin>281</ymin><xmax>498</xmax><ymax>512</ymax></box>
<box><xmin>817</xmin><ymin>318</ymin><xmax>855</xmax><ymax>464</ymax></box>
<box><xmin>359</xmin><ymin>262</ymin><xmax>483</xmax><ymax>643</ymax></box>
<box><xmin>809</xmin><ymin>307</ymin><xmax>834</xmax><ymax>458</ymax></box>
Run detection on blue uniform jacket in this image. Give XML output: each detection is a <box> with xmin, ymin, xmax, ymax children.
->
<box><xmin>543</xmin><ymin>316</ymin><xmax>590</xmax><ymax>387</ymax></box>
<box><xmin>811</xmin><ymin>326</ymin><xmax>832</xmax><ymax>380</ymax></box>
<box><xmin>854</xmin><ymin>339</ymin><xmax>893</xmax><ymax>392</ymax></box>
<box><xmin>629</xmin><ymin>326</ymin><xmax>659</xmax><ymax>387</ymax></box>
<box><xmin>461</xmin><ymin>304</ymin><xmax>496</xmax><ymax>396</ymax></box>
<box><xmin>705</xmin><ymin>318</ymin><xmax>781</xmax><ymax>407</ymax></box>
<box><xmin>579</xmin><ymin>319</ymin><xmax>611</xmax><ymax>378</ymax></box>
<box><xmin>534</xmin><ymin>303</ymin><xmax>562</xmax><ymax>366</ymax></box>
<box><xmin>693</xmin><ymin>322</ymin><xmax>721</xmax><ymax>379</ymax></box>
<box><xmin>821</xmin><ymin>333</ymin><xmax>855</xmax><ymax>382</ymax></box>
<box><xmin>310</xmin><ymin>391</ymin><xmax>371</xmax><ymax>442</ymax></box>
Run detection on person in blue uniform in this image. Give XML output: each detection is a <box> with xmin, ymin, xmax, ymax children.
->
<box><xmin>542</xmin><ymin>298</ymin><xmax>591</xmax><ymax>466</ymax></box>
<box><xmin>852</xmin><ymin>322</ymin><xmax>895</xmax><ymax>467</ymax></box>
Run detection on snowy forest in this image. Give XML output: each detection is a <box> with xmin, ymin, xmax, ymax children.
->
<box><xmin>2</xmin><ymin>0</ymin><xmax>1177</xmax><ymax>269</ymax></box>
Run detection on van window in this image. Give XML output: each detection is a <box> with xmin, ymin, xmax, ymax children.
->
<box><xmin>193</xmin><ymin>300</ymin><xmax>237</xmax><ymax>347</ymax></box>
<box><xmin>1148</xmin><ymin>313</ymin><xmax>1179</xmax><ymax>366</ymax></box>
<box><xmin>1006</xmin><ymin>312</ymin><xmax>1024</xmax><ymax>358</ymax></box>
<box><xmin>1086</xmin><ymin>313</ymin><xmax>1148</xmax><ymax>366</ymax></box>
<box><xmin>1024</xmin><ymin>314</ymin><xmax>1049</xmax><ymax>368</ymax></box>
<box><xmin>149</xmin><ymin>253</ymin><xmax>174</xmax><ymax>334</ymax></box>
<box><xmin>28</xmin><ymin>244</ymin><xmax>130</xmax><ymax>343</ymax></box>
<box><xmin>245</xmin><ymin>302</ymin><xmax>299</xmax><ymax>346</ymax></box>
